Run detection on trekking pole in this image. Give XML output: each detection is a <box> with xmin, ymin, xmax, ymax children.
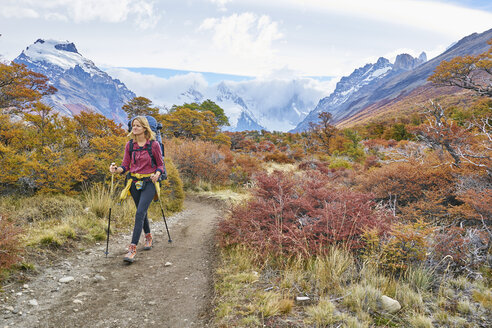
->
<box><xmin>104</xmin><ymin>163</ymin><xmax>115</xmax><ymax>257</ymax></box>
<box><xmin>158</xmin><ymin>199</ymin><xmax>172</xmax><ymax>243</ymax></box>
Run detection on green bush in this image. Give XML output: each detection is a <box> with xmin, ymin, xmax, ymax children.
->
<box><xmin>329</xmin><ymin>157</ymin><xmax>352</xmax><ymax>169</ymax></box>
<box><xmin>160</xmin><ymin>157</ymin><xmax>185</xmax><ymax>213</ymax></box>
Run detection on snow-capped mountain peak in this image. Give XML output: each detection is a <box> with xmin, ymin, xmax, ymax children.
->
<box><xmin>19</xmin><ymin>39</ymin><xmax>103</xmax><ymax>77</ymax></box>
<box><xmin>292</xmin><ymin>53</ymin><xmax>421</xmax><ymax>132</ymax></box>
<box><xmin>14</xmin><ymin>39</ymin><xmax>135</xmax><ymax>124</ymax></box>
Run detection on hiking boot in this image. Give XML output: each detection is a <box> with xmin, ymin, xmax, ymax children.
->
<box><xmin>124</xmin><ymin>244</ymin><xmax>137</xmax><ymax>263</ymax></box>
<box><xmin>143</xmin><ymin>233</ymin><xmax>153</xmax><ymax>250</ymax></box>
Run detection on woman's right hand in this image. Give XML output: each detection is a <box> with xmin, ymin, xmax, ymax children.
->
<box><xmin>109</xmin><ymin>163</ymin><xmax>117</xmax><ymax>174</ymax></box>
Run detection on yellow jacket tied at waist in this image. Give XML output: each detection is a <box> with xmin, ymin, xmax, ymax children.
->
<box><xmin>120</xmin><ymin>173</ymin><xmax>160</xmax><ymax>201</ymax></box>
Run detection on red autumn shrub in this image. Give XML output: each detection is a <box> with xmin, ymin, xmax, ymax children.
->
<box><xmin>218</xmin><ymin>171</ymin><xmax>392</xmax><ymax>258</ymax></box>
<box><xmin>235</xmin><ymin>138</ymin><xmax>257</xmax><ymax>153</ymax></box>
<box><xmin>0</xmin><ymin>213</ymin><xmax>23</xmax><ymax>275</ymax></box>
<box><xmin>257</xmin><ymin>140</ymin><xmax>276</xmax><ymax>152</ymax></box>
<box><xmin>298</xmin><ymin>159</ymin><xmax>331</xmax><ymax>174</ymax></box>
<box><xmin>363</xmin><ymin>155</ymin><xmax>381</xmax><ymax>170</ymax></box>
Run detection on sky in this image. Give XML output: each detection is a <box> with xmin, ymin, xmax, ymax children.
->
<box><xmin>0</xmin><ymin>0</ymin><xmax>491</xmax><ymax>79</ymax></box>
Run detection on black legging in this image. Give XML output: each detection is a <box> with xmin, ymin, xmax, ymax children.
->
<box><xmin>129</xmin><ymin>180</ymin><xmax>156</xmax><ymax>245</ymax></box>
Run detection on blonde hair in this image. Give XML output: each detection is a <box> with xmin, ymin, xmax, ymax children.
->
<box><xmin>127</xmin><ymin>116</ymin><xmax>156</xmax><ymax>140</ymax></box>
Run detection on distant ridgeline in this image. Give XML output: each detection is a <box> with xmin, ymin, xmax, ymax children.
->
<box><xmin>11</xmin><ymin>28</ymin><xmax>492</xmax><ymax>132</ymax></box>
<box><xmin>292</xmin><ymin>27</ymin><xmax>492</xmax><ymax>132</ymax></box>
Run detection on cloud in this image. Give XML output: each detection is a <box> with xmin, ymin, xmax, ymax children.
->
<box><xmin>275</xmin><ymin>0</ymin><xmax>492</xmax><ymax>38</ymax></box>
<box><xmin>199</xmin><ymin>12</ymin><xmax>283</xmax><ymax>60</ymax></box>
<box><xmin>0</xmin><ymin>6</ymin><xmax>39</xmax><ymax>18</ymax></box>
<box><xmin>105</xmin><ymin>68</ymin><xmax>209</xmax><ymax>107</ymax></box>
<box><xmin>0</xmin><ymin>0</ymin><xmax>160</xmax><ymax>29</ymax></box>
<box><xmin>209</xmin><ymin>0</ymin><xmax>232</xmax><ymax>12</ymax></box>
<box><xmin>216</xmin><ymin>77</ymin><xmax>334</xmax><ymax>131</ymax></box>
<box><xmin>227</xmin><ymin>77</ymin><xmax>332</xmax><ymax>113</ymax></box>
<box><xmin>132</xmin><ymin>0</ymin><xmax>161</xmax><ymax>29</ymax></box>
<box><xmin>105</xmin><ymin>67</ymin><xmax>336</xmax><ymax>131</ymax></box>
<box><xmin>44</xmin><ymin>12</ymin><xmax>68</xmax><ymax>21</ymax></box>
<box><xmin>209</xmin><ymin>0</ymin><xmax>232</xmax><ymax>5</ymax></box>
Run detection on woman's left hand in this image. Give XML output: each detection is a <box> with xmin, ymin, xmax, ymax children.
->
<box><xmin>151</xmin><ymin>171</ymin><xmax>161</xmax><ymax>183</ymax></box>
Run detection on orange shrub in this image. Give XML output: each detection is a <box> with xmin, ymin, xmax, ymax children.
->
<box><xmin>263</xmin><ymin>151</ymin><xmax>295</xmax><ymax>164</ymax></box>
<box><xmin>357</xmin><ymin>162</ymin><xmax>457</xmax><ymax>221</ymax></box>
<box><xmin>289</xmin><ymin>146</ymin><xmax>305</xmax><ymax>161</ymax></box>
<box><xmin>362</xmin><ymin>138</ymin><xmax>392</xmax><ymax>150</ymax></box>
<box><xmin>165</xmin><ymin>138</ymin><xmax>231</xmax><ymax>186</ymax></box>
<box><xmin>364</xmin><ymin>220</ymin><xmax>435</xmax><ymax>273</ymax></box>
<box><xmin>457</xmin><ymin>188</ymin><xmax>492</xmax><ymax>221</ymax></box>
<box><xmin>230</xmin><ymin>154</ymin><xmax>262</xmax><ymax>186</ymax></box>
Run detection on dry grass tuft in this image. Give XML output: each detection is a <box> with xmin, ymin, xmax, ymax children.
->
<box><xmin>306</xmin><ymin>297</ymin><xmax>345</xmax><ymax>326</ymax></box>
<box><xmin>278</xmin><ymin>298</ymin><xmax>294</xmax><ymax>314</ymax></box>
<box><xmin>83</xmin><ymin>183</ymin><xmax>113</xmax><ymax>219</ymax></box>
<box><xmin>407</xmin><ymin>314</ymin><xmax>433</xmax><ymax>328</ymax></box>
<box><xmin>264</xmin><ymin>162</ymin><xmax>296</xmax><ymax>174</ymax></box>
<box><xmin>395</xmin><ymin>283</ymin><xmax>425</xmax><ymax>312</ymax></box>
<box><xmin>343</xmin><ymin>283</ymin><xmax>382</xmax><ymax>313</ymax></box>
<box><xmin>311</xmin><ymin>246</ymin><xmax>356</xmax><ymax>295</ymax></box>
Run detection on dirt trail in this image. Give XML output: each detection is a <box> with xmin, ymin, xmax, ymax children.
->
<box><xmin>1</xmin><ymin>198</ymin><xmax>221</xmax><ymax>328</ymax></box>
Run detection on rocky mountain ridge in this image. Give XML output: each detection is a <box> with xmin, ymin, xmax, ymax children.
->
<box><xmin>11</xmin><ymin>28</ymin><xmax>492</xmax><ymax>132</ymax></box>
<box><xmin>292</xmin><ymin>51</ymin><xmax>427</xmax><ymax>132</ymax></box>
<box><xmin>14</xmin><ymin>39</ymin><xmax>134</xmax><ymax>125</ymax></box>
<box><xmin>293</xmin><ymin>28</ymin><xmax>492</xmax><ymax>132</ymax></box>
<box><xmin>13</xmin><ymin>39</ymin><xmax>323</xmax><ymax>131</ymax></box>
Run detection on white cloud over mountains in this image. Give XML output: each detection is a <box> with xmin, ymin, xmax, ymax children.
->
<box><xmin>1</xmin><ymin>0</ymin><xmax>491</xmax><ymax>77</ymax></box>
<box><xmin>106</xmin><ymin>67</ymin><xmax>209</xmax><ymax>107</ymax></box>
<box><xmin>199</xmin><ymin>13</ymin><xmax>283</xmax><ymax>61</ymax></box>
<box><xmin>105</xmin><ymin>67</ymin><xmax>335</xmax><ymax>131</ymax></box>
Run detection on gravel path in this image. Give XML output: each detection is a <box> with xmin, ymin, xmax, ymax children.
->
<box><xmin>1</xmin><ymin>197</ymin><xmax>220</xmax><ymax>328</ymax></box>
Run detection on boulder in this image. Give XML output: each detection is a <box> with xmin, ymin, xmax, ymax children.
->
<box><xmin>380</xmin><ymin>295</ymin><xmax>401</xmax><ymax>313</ymax></box>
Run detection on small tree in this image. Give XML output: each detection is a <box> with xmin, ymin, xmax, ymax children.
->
<box><xmin>122</xmin><ymin>96</ymin><xmax>159</xmax><ymax>119</ymax></box>
<box><xmin>308</xmin><ymin>111</ymin><xmax>338</xmax><ymax>153</ymax></box>
<box><xmin>428</xmin><ymin>39</ymin><xmax>492</xmax><ymax>97</ymax></box>
<box><xmin>171</xmin><ymin>99</ymin><xmax>229</xmax><ymax>127</ymax></box>
<box><xmin>0</xmin><ymin>62</ymin><xmax>56</xmax><ymax>111</ymax></box>
<box><xmin>413</xmin><ymin>101</ymin><xmax>491</xmax><ymax>174</ymax></box>
<box><xmin>162</xmin><ymin>106</ymin><xmax>231</xmax><ymax>146</ymax></box>
<box><xmin>0</xmin><ymin>213</ymin><xmax>23</xmax><ymax>276</ymax></box>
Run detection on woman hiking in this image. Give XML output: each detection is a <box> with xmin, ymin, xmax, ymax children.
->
<box><xmin>109</xmin><ymin>116</ymin><xmax>165</xmax><ymax>263</ymax></box>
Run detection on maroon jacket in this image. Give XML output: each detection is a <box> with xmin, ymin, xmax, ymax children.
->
<box><xmin>120</xmin><ymin>139</ymin><xmax>164</xmax><ymax>175</ymax></box>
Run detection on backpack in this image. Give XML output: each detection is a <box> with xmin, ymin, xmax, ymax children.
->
<box><xmin>127</xmin><ymin>116</ymin><xmax>167</xmax><ymax>180</ymax></box>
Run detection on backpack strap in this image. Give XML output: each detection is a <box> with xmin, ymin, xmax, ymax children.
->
<box><xmin>129</xmin><ymin>139</ymin><xmax>135</xmax><ymax>164</ymax></box>
<box><xmin>147</xmin><ymin>140</ymin><xmax>156</xmax><ymax>168</ymax></box>
<box><xmin>130</xmin><ymin>139</ymin><xmax>157</xmax><ymax>167</ymax></box>
<box><xmin>129</xmin><ymin>139</ymin><xmax>157</xmax><ymax>168</ymax></box>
